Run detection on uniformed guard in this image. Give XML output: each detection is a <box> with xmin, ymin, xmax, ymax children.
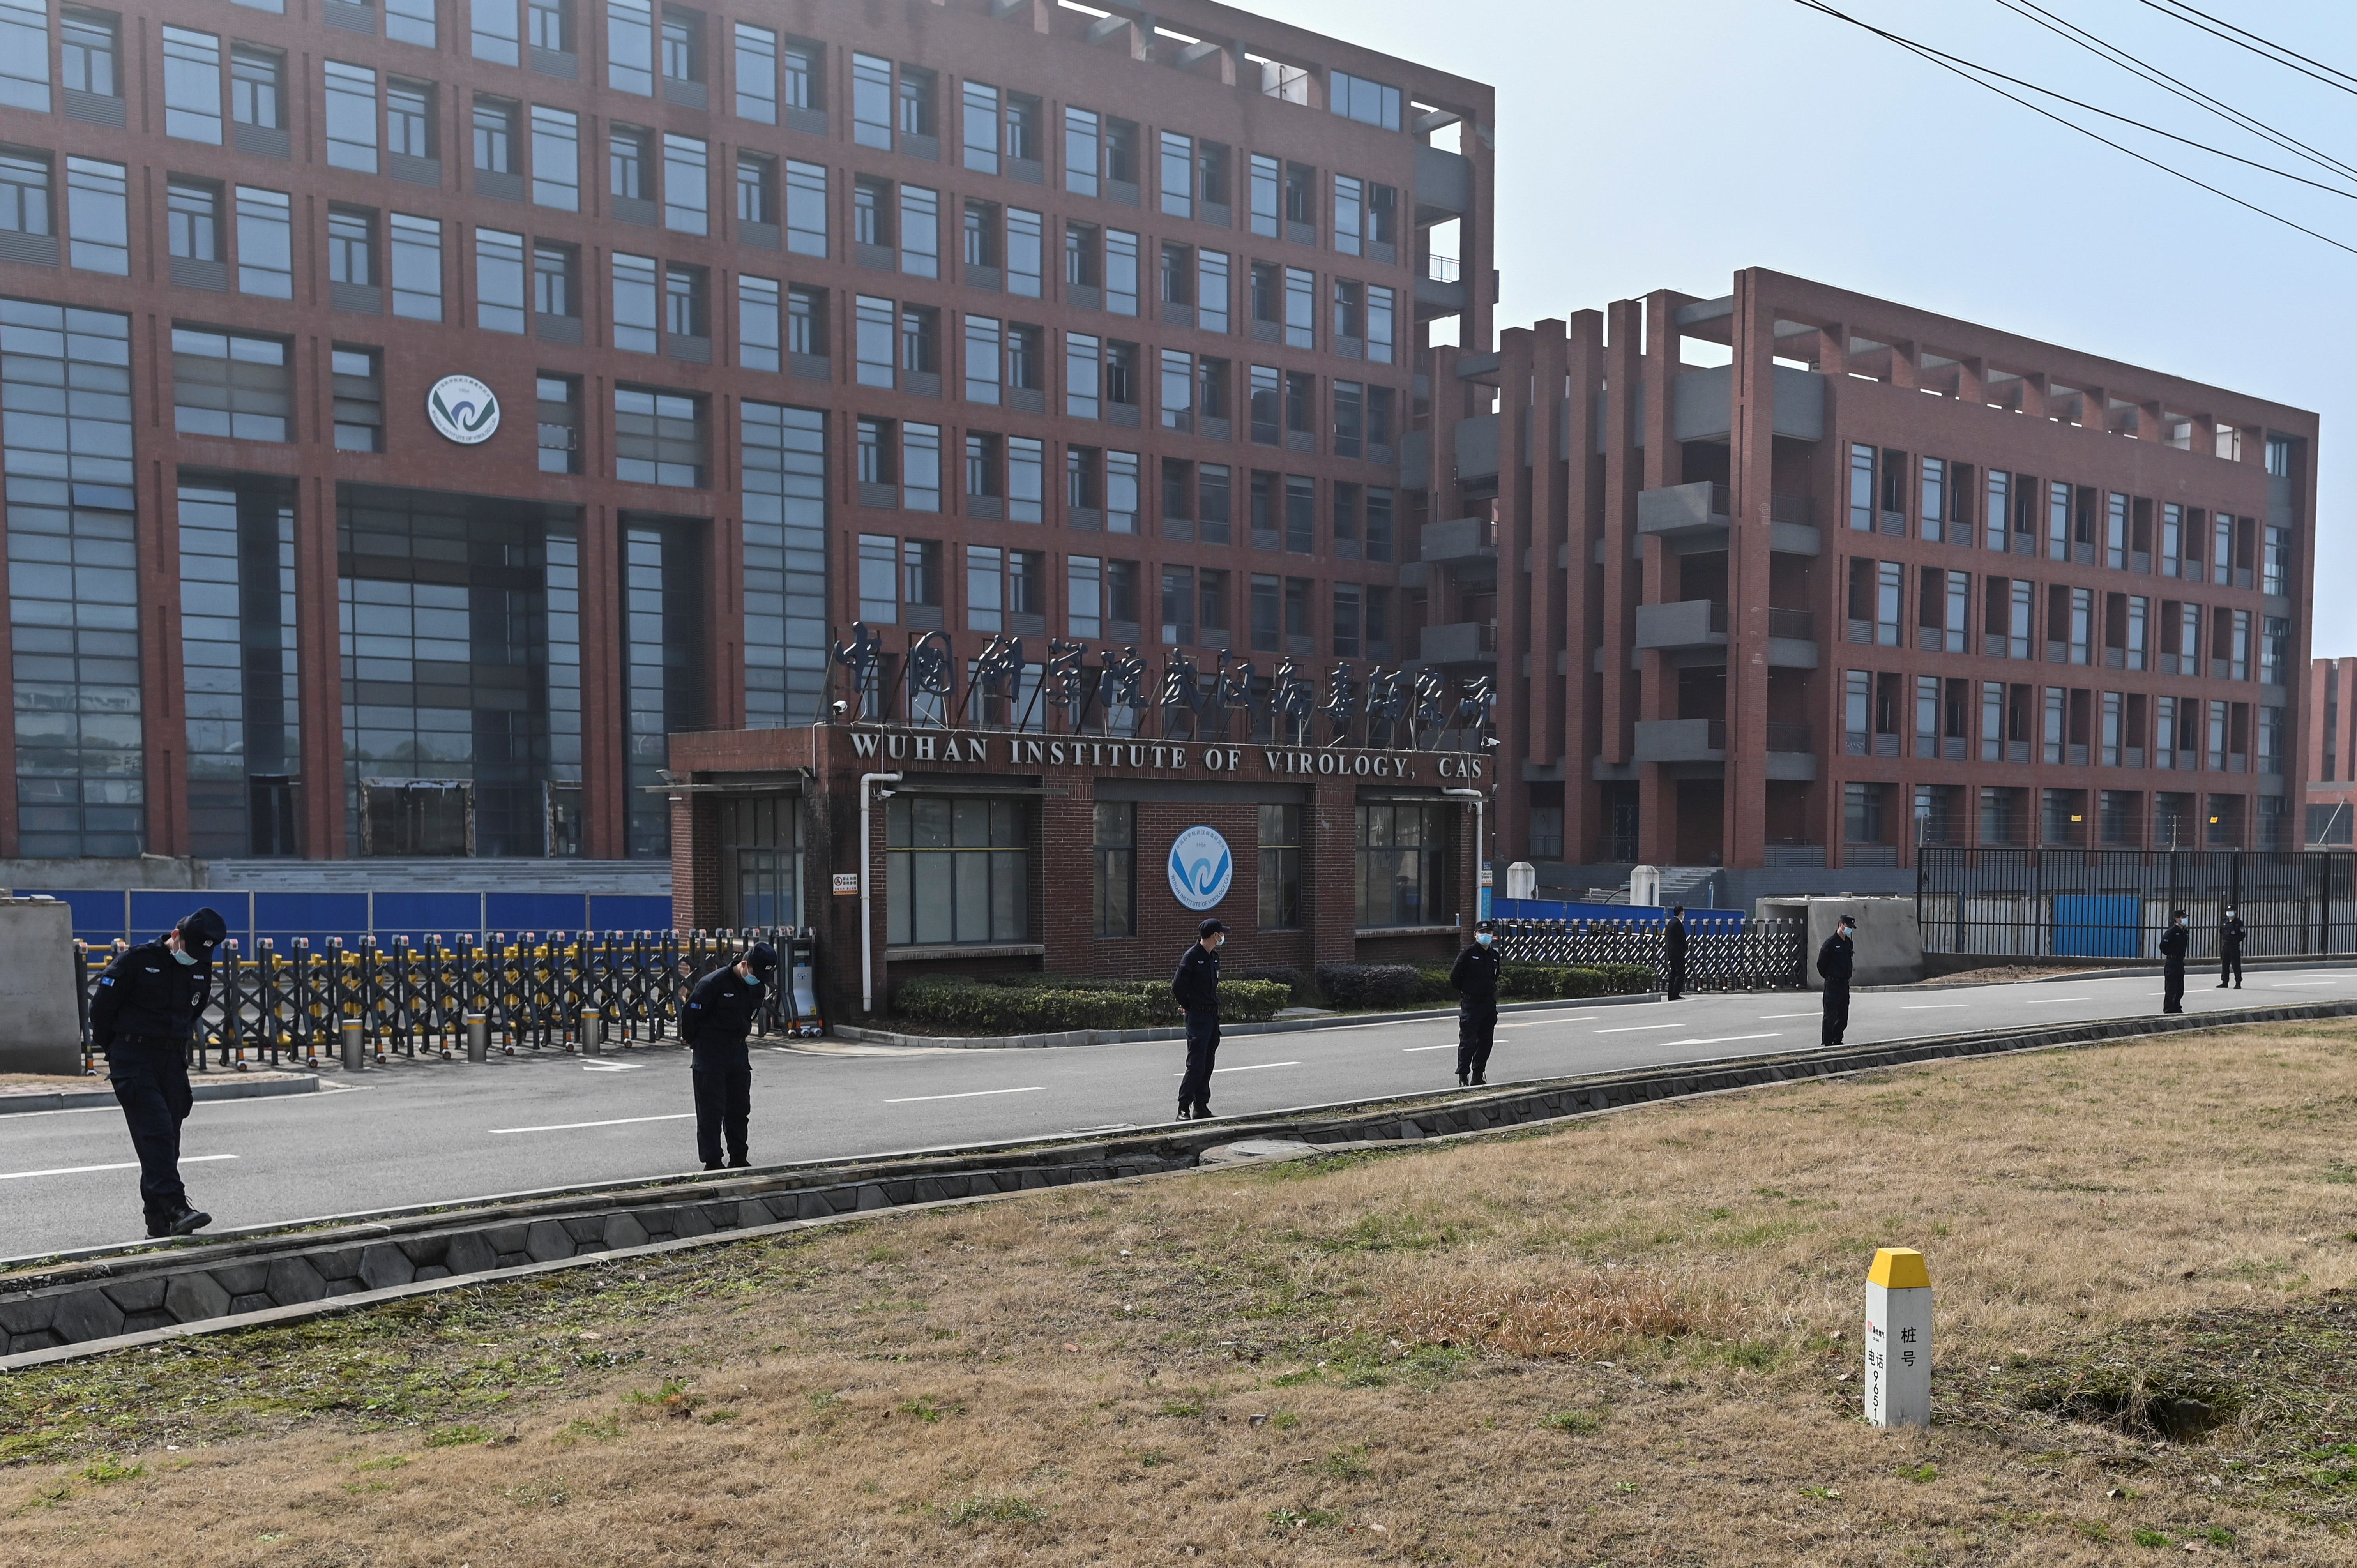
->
<box><xmin>1450</xmin><ymin>919</ymin><xmax>1502</xmax><ymax>1086</ymax></box>
<box><xmin>1172</xmin><ymin>918</ymin><xmax>1225</xmax><ymax>1121</ymax></box>
<box><xmin>1663</xmin><ymin>904</ymin><xmax>1689</xmax><ymax>1000</ymax></box>
<box><xmin>2160</xmin><ymin>910</ymin><xmax>2190</xmax><ymax>1014</ymax></box>
<box><xmin>88</xmin><ymin>906</ymin><xmax>228</xmax><ymax>1238</ymax></box>
<box><xmin>1817</xmin><ymin>913</ymin><xmax>1857</xmax><ymax>1047</ymax></box>
<box><xmin>680</xmin><ymin>941</ymin><xmax>776</xmax><ymax>1171</ymax></box>
<box><xmin>2217</xmin><ymin>904</ymin><xmax>2246</xmax><ymax>991</ymax></box>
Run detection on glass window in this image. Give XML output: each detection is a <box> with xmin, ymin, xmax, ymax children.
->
<box><xmin>904</xmin><ymin>422</ymin><xmax>941</xmax><ymax>512</ymax></box>
<box><xmin>531</xmin><ymin>106</ymin><xmax>580</xmax><ymax>208</ymax></box>
<box><xmin>532</xmin><ymin>240</ymin><xmax>574</xmax><ymax>316</ymax></box>
<box><xmin>1355</xmin><ymin>803</ymin><xmax>1452</xmax><ymax>928</ymax></box>
<box><xmin>886</xmin><ymin>795</ymin><xmax>1030</xmax><ymax>948</ymax></box>
<box><xmin>1106</xmin><ymin>229</ymin><xmax>1139</xmax><ymax>316</ymax></box>
<box><xmin>535</xmin><ymin>373</ymin><xmax>579</xmax><ymax>472</ymax></box>
<box><xmin>172</xmin><ymin>327</ymin><xmax>291</xmax><ymax>441</ymax></box>
<box><xmin>613</xmin><ymin>385</ymin><xmax>704</xmax><ymax>486</ymax></box>
<box><xmin>528</xmin><ymin>0</ymin><xmax>569</xmax><ymax>51</ymax></box>
<box><xmin>327</xmin><ymin>205</ymin><xmax>374</xmax><ymax>284</ymax></box>
<box><xmin>1198</xmin><ymin>249</ymin><xmax>1231</xmax><ymax>335</ymax></box>
<box><xmin>386</xmin><ymin>78</ymin><xmax>434</xmax><ymax>159</ymax></box>
<box><xmin>1064</xmin><ymin>106</ymin><xmax>1099</xmax><ymax>196</ymax></box>
<box><xmin>968</xmin><ymin>543</ymin><xmax>1003</xmax><ymax>633</ymax></box>
<box><xmin>783</xmin><ymin>35</ymin><xmax>818</xmax><ymax>109</ymax></box>
<box><xmin>607</xmin><ymin>0</ymin><xmax>653</xmax><ymax>94</ymax></box>
<box><xmin>659</xmin><ymin>4</ymin><xmax>698</xmax><ymax>85</ymax></box>
<box><xmin>965</xmin><ymin>314</ymin><xmax>1002</xmax><ymax>404</ymax></box>
<box><xmin>1160</xmin><ymin>131</ymin><xmax>1193</xmax><ymax>219</ymax></box>
<box><xmin>609</xmin><ymin>123</ymin><xmax>650</xmax><ymax>200</ymax></box>
<box><xmin>472</xmin><ymin>0</ymin><xmax>521</xmax><ymax>64</ymax></box>
<box><xmin>858</xmin><ymin>533</ymin><xmax>897</xmax><ymax>623</ymax></box>
<box><xmin>331</xmin><ymin>346</ymin><xmax>383</xmax><ymax>451</ymax></box>
<box><xmin>785</xmin><ymin>159</ymin><xmax>826</xmax><ymax>256</ymax></box>
<box><xmin>474</xmin><ymin>95</ymin><xmax>518</xmax><ymax>175</ymax></box>
<box><xmin>388</xmin><ymin>213</ymin><xmax>442</xmax><ymax>318</ymax></box>
<box><xmin>735</xmin><ymin>151</ymin><xmax>776</xmax><ymax>226</ymax></box>
<box><xmin>230</xmin><ymin>46</ymin><xmax>281</xmax><ymax>131</ymax></box>
<box><xmin>387</xmin><ymin>0</ymin><xmax>437</xmax><ymax>48</ymax></box>
<box><xmin>0</xmin><ymin>148</ymin><xmax>48</xmax><ymax>238</ymax></box>
<box><xmin>165</xmin><ymin>29</ymin><xmax>225</xmax><ymax>143</ymax></box>
<box><xmin>963</xmin><ymin>79</ymin><xmax>1000</xmax><ymax>173</ymax></box>
<box><xmin>662</xmin><ymin>132</ymin><xmax>707</xmax><ymax>233</ymax></box>
<box><xmin>1092</xmin><ymin>802</ymin><xmax>1134</xmax><ymax>937</ymax></box>
<box><xmin>663</xmin><ymin>263</ymin><xmax>705</xmax><ymax>340</ymax></box>
<box><xmin>475</xmin><ymin>226</ymin><xmax>525</xmax><ymax>331</ymax></box>
<box><xmin>901</xmin><ymin>184</ymin><xmax>938</xmax><ymax>277</ymax></box>
<box><xmin>611</xmin><ymin>251</ymin><xmax>657</xmax><ymax>351</ymax></box>
<box><xmin>1007</xmin><ymin>207</ymin><xmax>1043</xmax><ymax>297</ymax></box>
<box><xmin>1066</xmin><ymin>332</ymin><xmax>1101</xmax><ymax>419</ymax></box>
<box><xmin>65</xmin><ymin>157</ymin><xmax>126</xmax><ymax>274</ymax></box>
<box><xmin>62</xmin><ymin>7</ymin><xmax>118</xmax><ymax>98</ymax></box>
<box><xmin>1330</xmin><ymin>70</ymin><xmax>1400</xmax><ymax>129</ymax></box>
<box><xmin>733</xmin><ymin>21</ymin><xmax>775</xmax><ymax>122</ymax></box>
<box><xmin>233</xmin><ymin>185</ymin><xmax>292</xmax><ymax>297</ymax></box>
<box><xmin>854</xmin><ymin>294</ymin><xmax>893</xmax><ymax>387</ymax></box>
<box><xmin>1009</xmin><ymin>436</ymin><xmax>1043</xmax><ymax>524</ymax></box>
<box><xmin>1249</xmin><ymin>153</ymin><xmax>1278</xmax><ymax>237</ymax></box>
<box><xmin>738</xmin><ymin>273</ymin><xmax>779</xmax><ymax>371</ymax></box>
<box><xmin>852</xmin><ymin>52</ymin><xmax>891</xmax><ymax>149</ymax></box>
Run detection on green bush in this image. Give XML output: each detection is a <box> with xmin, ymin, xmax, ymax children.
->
<box><xmin>891</xmin><ymin>973</ymin><xmax>1290</xmax><ymax>1033</ymax></box>
<box><xmin>1313</xmin><ymin>963</ymin><xmax>1425</xmax><ymax>1010</ymax></box>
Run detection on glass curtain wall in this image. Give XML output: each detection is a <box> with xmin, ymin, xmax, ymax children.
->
<box><xmin>739</xmin><ymin>401</ymin><xmax>827</xmax><ymax>727</ymax></box>
<box><xmin>177</xmin><ymin>475</ymin><xmax>298</xmax><ymax>856</ymax></box>
<box><xmin>621</xmin><ymin>518</ymin><xmax>706</xmax><ymax>857</ymax></box>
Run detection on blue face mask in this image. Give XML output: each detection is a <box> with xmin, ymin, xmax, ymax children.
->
<box><xmin>1475</xmin><ymin>932</ymin><xmax>1493</xmax><ymax>946</ymax></box>
<box><xmin>172</xmin><ymin>946</ymin><xmax>198</xmax><ymax>967</ymax></box>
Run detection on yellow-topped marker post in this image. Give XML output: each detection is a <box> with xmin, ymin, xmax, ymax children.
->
<box><xmin>1864</xmin><ymin>1247</ymin><xmax>1932</xmax><ymax>1428</ymax></box>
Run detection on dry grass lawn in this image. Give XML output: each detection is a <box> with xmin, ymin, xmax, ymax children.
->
<box><xmin>11</xmin><ymin>1022</ymin><xmax>2357</xmax><ymax>1565</ymax></box>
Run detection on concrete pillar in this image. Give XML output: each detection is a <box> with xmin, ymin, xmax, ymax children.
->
<box><xmin>0</xmin><ymin>898</ymin><xmax>81</xmax><ymax>1074</ymax></box>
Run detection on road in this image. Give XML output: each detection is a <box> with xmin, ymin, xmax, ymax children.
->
<box><xmin>2</xmin><ymin>966</ymin><xmax>2342</xmax><ymax>1261</ymax></box>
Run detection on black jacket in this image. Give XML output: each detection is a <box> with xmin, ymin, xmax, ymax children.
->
<box><xmin>1663</xmin><ymin>917</ymin><xmax>1688</xmax><ymax>964</ymax></box>
<box><xmin>1172</xmin><ymin>942</ymin><xmax>1221</xmax><ymax>1015</ymax></box>
<box><xmin>1816</xmin><ymin>931</ymin><xmax>1855</xmax><ymax>984</ymax></box>
<box><xmin>1450</xmin><ymin>942</ymin><xmax>1502</xmax><ymax>1007</ymax></box>
<box><xmin>2160</xmin><ymin>925</ymin><xmax>2190</xmax><ymax>964</ymax></box>
<box><xmin>2219</xmin><ymin>914</ymin><xmax>2246</xmax><ymax>955</ymax></box>
<box><xmin>680</xmin><ymin>964</ymin><xmax>765</xmax><ymax>1058</ymax></box>
<box><xmin>88</xmin><ymin>938</ymin><xmax>212</xmax><ymax>1051</ymax></box>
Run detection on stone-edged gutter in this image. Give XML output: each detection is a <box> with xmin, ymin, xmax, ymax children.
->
<box><xmin>0</xmin><ymin>1073</ymin><xmax>322</xmax><ymax>1117</ymax></box>
<box><xmin>832</xmin><ymin>989</ymin><xmax>1667</xmax><ymax>1050</ymax></box>
<box><xmin>6</xmin><ymin>997</ymin><xmax>2354</xmax><ymax>1372</ymax></box>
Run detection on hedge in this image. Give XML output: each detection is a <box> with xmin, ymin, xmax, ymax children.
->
<box><xmin>1314</xmin><ymin>960</ymin><xmax>1657</xmax><ymax>1009</ymax></box>
<box><xmin>892</xmin><ymin>973</ymin><xmax>1292</xmax><ymax>1033</ymax></box>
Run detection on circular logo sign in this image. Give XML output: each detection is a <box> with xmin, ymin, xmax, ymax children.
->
<box><xmin>426</xmin><ymin>374</ymin><xmax>500</xmax><ymax>445</ymax></box>
<box><xmin>1167</xmin><ymin>825</ymin><xmax>1233</xmax><ymax>912</ymax></box>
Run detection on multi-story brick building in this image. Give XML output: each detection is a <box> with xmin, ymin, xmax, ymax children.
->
<box><xmin>0</xmin><ymin>0</ymin><xmax>1495</xmax><ymax>987</ymax></box>
<box><xmin>2306</xmin><ymin>658</ymin><xmax>2357</xmax><ymax>846</ymax></box>
<box><xmin>1446</xmin><ymin>270</ymin><xmax>2315</xmax><ymax>897</ymax></box>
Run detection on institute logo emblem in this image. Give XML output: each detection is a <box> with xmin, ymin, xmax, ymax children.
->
<box><xmin>426</xmin><ymin>374</ymin><xmax>500</xmax><ymax>445</ymax></box>
<box><xmin>1166</xmin><ymin>825</ymin><xmax>1233</xmax><ymax>912</ymax></box>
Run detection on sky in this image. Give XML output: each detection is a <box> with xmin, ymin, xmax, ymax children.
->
<box><xmin>1252</xmin><ymin>0</ymin><xmax>2357</xmax><ymax>652</ymax></box>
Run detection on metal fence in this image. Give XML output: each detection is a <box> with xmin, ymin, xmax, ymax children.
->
<box><xmin>1917</xmin><ymin>849</ymin><xmax>2357</xmax><ymax>961</ymax></box>
<box><xmin>72</xmin><ymin>928</ymin><xmax>816</xmax><ymax>1073</ymax></box>
<box><xmin>1492</xmin><ymin>917</ymin><xmax>1807</xmax><ymax>991</ymax></box>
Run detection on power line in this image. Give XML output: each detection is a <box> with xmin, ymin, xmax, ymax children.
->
<box><xmin>1994</xmin><ymin>0</ymin><xmax>2357</xmax><ymax>189</ymax></box>
<box><xmin>1791</xmin><ymin>0</ymin><xmax>2357</xmax><ymax>258</ymax></box>
<box><xmin>2136</xmin><ymin>0</ymin><xmax>2357</xmax><ymax>98</ymax></box>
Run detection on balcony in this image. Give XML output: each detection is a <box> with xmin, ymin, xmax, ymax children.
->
<box><xmin>1635</xmin><ymin>480</ymin><xmax>1822</xmax><ymax>555</ymax></box>
<box><xmin>1419</xmin><ymin>621</ymin><xmax>1497</xmax><ymax>664</ymax></box>
<box><xmin>1634</xmin><ymin>598</ymin><xmax>1727</xmax><ymax>654</ymax></box>
<box><xmin>1414</xmin><ymin>144</ymin><xmax>1471</xmax><ymax>214</ymax></box>
<box><xmin>1633</xmin><ymin>718</ymin><xmax>1724</xmax><ymax>764</ymax></box>
<box><xmin>1421</xmin><ymin>514</ymin><xmax>1498</xmax><ymax>571</ymax></box>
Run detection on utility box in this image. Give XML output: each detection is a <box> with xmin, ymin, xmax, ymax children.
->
<box><xmin>0</xmin><ymin>897</ymin><xmax>84</xmax><ymax>1075</ymax></box>
<box><xmin>1756</xmin><ymin>895</ymin><xmax>1923</xmax><ymax>989</ymax></box>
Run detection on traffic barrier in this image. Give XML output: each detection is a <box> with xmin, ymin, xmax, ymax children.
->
<box><xmin>1492</xmin><ymin>915</ymin><xmax>1806</xmax><ymax>990</ymax></box>
<box><xmin>72</xmin><ymin>927</ymin><xmax>823</xmax><ymax>1073</ymax></box>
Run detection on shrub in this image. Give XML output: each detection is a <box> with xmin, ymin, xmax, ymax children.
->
<box><xmin>891</xmin><ymin>974</ymin><xmax>1289</xmax><ymax>1033</ymax></box>
<box><xmin>1414</xmin><ymin>966</ymin><xmax>1458</xmax><ymax>1003</ymax></box>
<box><xmin>1313</xmin><ymin>963</ymin><xmax>1425</xmax><ymax>1010</ymax></box>
<box><xmin>1232</xmin><ymin>964</ymin><xmax>1304</xmax><ymax>1000</ymax></box>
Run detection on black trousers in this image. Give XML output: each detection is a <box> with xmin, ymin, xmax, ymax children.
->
<box><xmin>1665</xmin><ymin>959</ymin><xmax>1686</xmax><ymax>1000</ymax></box>
<box><xmin>691</xmin><ymin>1055</ymin><xmax>752</xmax><ymax>1166</ymax></box>
<box><xmin>2163</xmin><ymin>964</ymin><xmax>2186</xmax><ymax>1013</ymax></box>
<box><xmin>108</xmin><ymin>1038</ymin><xmax>193</xmax><ymax>1220</ymax></box>
<box><xmin>1179</xmin><ymin>1011</ymin><xmax>1221</xmax><ymax>1110</ymax></box>
<box><xmin>1456</xmin><ymin>1004</ymin><xmax>1498</xmax><ymax>1081</ymax></box>
<box><xmin>2220</xmin><ymin>948</ymin><xmax>2243</xmax><ymax>987</ymax></box>
<box><xmin>1821</xmin><ymin>981</ymin><xmax>1850</xmax><ymax>1047</ymax></box>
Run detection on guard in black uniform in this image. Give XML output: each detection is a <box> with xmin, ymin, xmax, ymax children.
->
<box><xmin>2160</xmin><ymin>910</ymin><xmax>2189</xmax><ymax>1013</ymax></box>
<box><xmin>1817</xmin><ymin>914</ymin><xmax>1856</xmax><ymax>1047</ymax></box>
<box><xmin>1172</xmin><ymin>918</ymin><xmax>1224</xmax><ymax>1120</ymax></box>
<box><xmin>680</xmin><ymin>942</ymin><xmax>775</xmax><ymax>1170</ymax></box>
<box><xmin>1450</xmin><ymin>919</ymin><xmax>1502</xmax><ymax>1086</ymax></box>
<box><xmin>2217</xmin><ymin>904</ymin><xmax>2246</xmax><ymax>990</ymax></box>
<box><xmin>1663</xmin><ymin>905</ymin><xmax>1689</xmax><ymax>1000</ymax></box>
<box><xmin>88</xmin><ymin>906</ymin><xmax>228</xmax><ymax>1238</ymax></box>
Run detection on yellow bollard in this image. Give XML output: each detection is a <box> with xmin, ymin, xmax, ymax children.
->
<box><xmin>1865</xmin><ymin>1247</ymin><xmax>1933</xmax><ymax>1428</ymax></box>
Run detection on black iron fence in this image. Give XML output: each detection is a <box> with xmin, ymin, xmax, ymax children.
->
<box><xmin>1493</xmin><ymin>917</ymin><xmax>1807</xmax><ymax>990</ymax></box>
<box><xmin>1917</xmin><ymin>849</ymin><xmax>2357</xmax><ymax>960</ymax></box>
<box><xmin>72</xmin><ymin>928</ymin><xmax>815</xmax><ymax>1073</ymax></box>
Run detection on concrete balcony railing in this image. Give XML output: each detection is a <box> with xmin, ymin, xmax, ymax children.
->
<box><xmin>1419</xmin><ymin>620</ymin><xmax>1497</xmax><ymax>664</ymax></box>
<box><xmin>1420</xmin><ymin>515</ymin><xmax>1498</xmax><ymax>570</ymax></box>
<box><xmin>1632</xmin><ymin>717</ymin><xmax>1725</xmax><ymax>763</ymax></box>
<box><xmin>1636</xmin><ymin>480</ymin><xmax>1822</xmax><ymax>555</ymax></box>
<box><xmin>1633</xmin><ymin>598</ymin><xmax>1728</xmax><ymax>653</ymax></box>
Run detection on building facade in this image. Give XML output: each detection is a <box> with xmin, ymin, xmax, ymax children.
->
<box><xmin>1448</xmin><ymin>270</ymin><xmax>2316</xmax><ymax>892</ymax></box>
<box><xmin>0</xmin><ymin>0</ymin><xmax>1492</xmax><ymax>897</ymax></box>
<box><xmin>2306</xmin><ymin>658</ymin><xmax>2357</xmax><ymax>846</ymax></box>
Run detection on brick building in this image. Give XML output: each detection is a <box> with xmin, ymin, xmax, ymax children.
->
<box><xmin>1445</xmin><ymin>270</ymin><xmax>2316</xmax><ymax>898</ymax></box>
<box><xmin>0</xmin><ymin>0</ymin><xmax>1493</xmax><ymax>955</ymax></box>
<box><xmin>2306</xmin><ymin>658</ymin><xmax>2357</xmax><ymax>846</ymax></box>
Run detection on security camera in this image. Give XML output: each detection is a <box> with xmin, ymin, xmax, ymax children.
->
<box><xmin>830</xmin><ymin>698</ymin><xmax>850</xmax><ymax>715</ymax></box>
<box><xmin>877</xmin><ymin>788</ymin><xmax>897</xmax><ymax>799</ymax></box>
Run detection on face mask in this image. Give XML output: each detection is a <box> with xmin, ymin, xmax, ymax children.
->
<box><xmin>1475</xmin><ymin>932</ymin><xmax>1493</xmax><ymax>946</ymax></box>
<box><xmin>1214</xmin><ymin>934</ymin><xmax>1226</xmax><ymax>948</ymax></box>
<box><xmin>172</xmin><ymin>946</ymin><xmax>198</xmax><ymax>967</ymax></box>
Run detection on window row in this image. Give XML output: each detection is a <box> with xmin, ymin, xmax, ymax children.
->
<box><xmin>853</xmin><ymin>529</ymin><xmax>1395</xmax><ymax>661</ymax></box>
<box><xmin>1839</xmin><ymin>560</ymin><xmax>2290</xmax><ymax>685</ymax></box>
<box><xmin>1843</xmin><ymin>670</ymin><xmax>2286</xmax><ymax>776</ymax></box>
<box><xmin>1900</xmin><ymin>785</ymin><xmax>2286</xmax><ymax>851</ymax></box>
<box><xmin>1845</xmin><ymin>444</ymin><xmax>2291</xmax><ymax>594</ymax></box>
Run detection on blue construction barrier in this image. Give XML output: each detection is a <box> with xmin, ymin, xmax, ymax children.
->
<box><xmin>13</xmin><ymin>889</ymin><xmax>676</xmax><ymax>950</ymax></box>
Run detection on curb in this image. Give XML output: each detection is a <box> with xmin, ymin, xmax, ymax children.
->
<box><xmin>833</xmin><ymin>990</ymin><xmax>1671</xmax><ymax>1049</ymax></box>
<box><xmin>1857</xmin><ymin>956</ymin><xmax>2357</xmax><ymax>993</ymax></box>
<box><xmin>6</xmin><ymin>997</ymin><xmax>2353</xmax><ymax>1370</ymax></box>
<box><xmin>0</xmin><ymin>1073</ymin><xmax>320</xmax><ymax>1116</ymax></box>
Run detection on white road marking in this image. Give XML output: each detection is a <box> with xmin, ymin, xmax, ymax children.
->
<box><xmin>1595</xmin><ymin>1022</ymin><xmax>1682</xmax><ymax>1034</ymax></box>
<box><xmin>490</xmin><ymin>1112</ymin><xmax>696</xmax><ymax>1134</ymax></box>
<box><xmin>2272</xmin><ymin>982</ymin><xmax>2341</xmax><ymax>988</ymax></box>
<box><xmin>2020</xmin><ymin>997</ymin><xmax>2093</xmax><ymax>1004</ymax></box>
<box><xmin>0</xmin><ymin>1153</ymin><xmax>238</xmax><ymax>1181</ymax></box>
<box><xmin>581</xmin><ymin>1061</ymin><xmax>643</xmax><ymax>1072</ymax></box>
<box><xmin>1900</xmin><ymin>1005</ymin><xmax>1970</xmax><ymax>1011</ymax></box>
<box><xmin>1404</xmin><ymin>1044</ymin><xmax>1455</xmax><ymax>1052</ymax></box>
<box><xmin>883</xmin><ymin>1086</ymin><xmax>1047</xmax><ymax>1105</ymax></box>
<box><xmin>1662</xmin><ymin>1033</ymin><xmax>1781</xmax><ymax>1048</ymax></box>
<box><xmin>1171</xmin><ymin>1061</ymin><xmax>1304</xmax><ymax>1076</ymax></box>
<box><xmin>1498</xmin><ymin>1017</ymin><xmax>1597</xmax><ymax>1028</ymax></box>
<box><xmin>1758</xmin><ymin>1012</ymin><xmax>1819</xmax><ymax>1019</ymax></box>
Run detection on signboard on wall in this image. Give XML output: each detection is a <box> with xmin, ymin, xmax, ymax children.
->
<box><xmin>1166</xmin><ymin>826</ymin><xmax>1233</xmax><ymax>911</ymax></box>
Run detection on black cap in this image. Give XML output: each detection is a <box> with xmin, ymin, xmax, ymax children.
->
<box><xmin>1839</xmin><ymin>913</ymin><xmax>1857</xmax><ymax>925</ymax></box>
<box><xmin>1670</xmin><ymin>904</ymin><xmax>1684</xmax><ymax>915</ymax></box>
<box><xmin>1475</xmin><ymin>918</ymin><xmax>1495</xmax><ymax>932</ymax></box>
<box><xmin>2171</xmin><ymin>908</ymin><xmax>2187</xmax><ymax>918</ymax></box>
<box><xmin>745</xmin><ymin>941</ymin><xmax>778</xmax><ymax>978</ymax></box>
<box><xmin>177</xmin><ymin>906</ymin><xmax>227</xmax><ymax>957</ymax></box>
<box><xmin>1198</xmin><ymin>918</ymin><xmax>1228</xmax><ymax>938</ymax></box>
